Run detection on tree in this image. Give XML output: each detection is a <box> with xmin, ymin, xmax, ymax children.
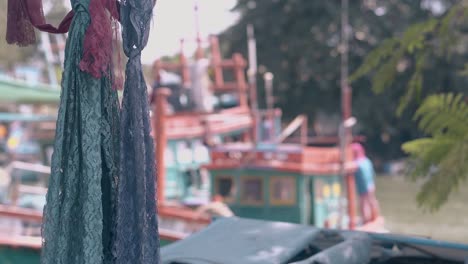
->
<box><xmin>221</xmin><ymin>0</ymin><xmax>459</xmax><ymax>161</ymax></box>
<box><xmin>351</xmin><ymin>2</ymin><xmax>468</xmax><ymax>115</ymax></box>
<box><xmin>402</xmin><ymin>94</ymin><xmax>468</xmax><ymax>211</ymax></box>
<box><xmin>351</xmin><ymin>1</ymin><xmax>468</xmax><ymax>211</ymax></box>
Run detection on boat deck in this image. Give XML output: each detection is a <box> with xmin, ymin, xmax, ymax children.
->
<box><xmin>207</xmin><ymin>142</ymin><xmax>357</xmax><ymax>175</ymax></box>
<box><xmin>153</xmin><ymin>107</ymin><xmax>253</xmax><ymax>140</ymax></box>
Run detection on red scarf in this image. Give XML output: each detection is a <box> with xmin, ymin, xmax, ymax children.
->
<box><xmin>6</xmin><ymin>0</ymin><xmax>120</xmax><ymax>80</ymax></box>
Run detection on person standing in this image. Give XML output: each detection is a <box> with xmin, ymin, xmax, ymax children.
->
<box><xmin>352</xmin><ymin>143</ymin><xmax>380</xmax><ymax>223</ymax></box>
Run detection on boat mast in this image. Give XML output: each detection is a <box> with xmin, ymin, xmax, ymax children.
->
<box><xmin>263</xmin><ymin>72</ymin><xmax>275</xmax><ymax>141</ymax></box>
<box><xmin>247</xmin><ymin>24</ymin><xmax>258</xmax><ymax>113</ymax></box>
<box><xmin>39</xmin><ymin>33</ymin><xmax>58</xmax><ymax>86</ymax></box>
<box><xmin>247</xmin><ymin>24</ymin><xmax>259</xmax><ymax>143</ymax></box>
<box><xmin>154</xmin><ymin>88</ymin><xmax>171</xmax><ymax>204</ymax></box>
<box><xmin>339</xmin><ymin>0</ymin><xmax>357</xmax><ymax>229</ymax></box>
<box><xmin>194</xmin><ymin>0</ymin><xmax>204</xmax><ymax>60</ymax></box>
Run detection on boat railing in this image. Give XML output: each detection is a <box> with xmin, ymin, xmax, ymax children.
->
<box><xmin>284</xmin><ymin>135</ymin><xmax>367</xmax><ymax>146</ymax></box>
<box><xmin>5</xmin><ymin>161</ymin><xmax>51</xmax><ymax>175</ymax></box>
<box><xmin>209</xmin><ymin>144</ymin><xmax>357</xmax><ymax>174</ymax></box>
<box><xmin>0</xmin><ymin>204</ymin><xmax>42</xmax><ymax>222</ymax></box>
<box><xmin>4</xmin><ymin>161</ymin><xmax>50</xmax><ymax>206</ymax></box>
<box><xmin>153</xmin><ymin>36</ymin><xmax>249</xmax><ymax>108</ymax></box>
<box><xmin>253</xmin><ymin>108</ymin><xmax>282</xmax><ymax>143</ymax></box>
<box><xmin>155</xmin><ymin>103</ymin><xmax>253</xmax><ymax>140</ymax></box>
<box><xmin>275</xmin><ymin>114</ymin><xmax>308</xmax><ymax>145</ymax></box>
<box><xmin>16</xmin><ymin>185</ymin><xmax>48</xmax><ymax>196</ymax></box>
<box><xmin>0</xmin><ymin>204</ymin><xmax>42</xmax><ymax>249</ymax></box>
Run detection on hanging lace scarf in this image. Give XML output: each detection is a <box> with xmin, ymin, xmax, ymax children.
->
<box><xmin>6</xmin><ymin>0</ymin><xmax>121</xmax><ymax>263</ymax></box>
<box><xmin>114</xmin><ymin>0</ymin><xmax>160</xmax><ymax>262</ymax></box>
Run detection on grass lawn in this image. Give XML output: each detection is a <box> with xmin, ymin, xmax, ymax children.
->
<box><xmin>376</xmin><ymin>175</ymin><xmax>468</xmax><ymax>243</ymax></box>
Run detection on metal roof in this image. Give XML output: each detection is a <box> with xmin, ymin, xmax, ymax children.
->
<box><xmin>0</xmin><ymin>78</ymin><xmax>61</xmax><ymax>105</ymax></box>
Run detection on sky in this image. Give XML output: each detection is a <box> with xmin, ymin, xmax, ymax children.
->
<box><xmin>141</xmin><ymin>0</ymin><xmax>238</xmax><ymax>64</ymax></box>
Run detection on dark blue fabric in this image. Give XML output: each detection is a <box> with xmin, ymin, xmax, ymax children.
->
<box><xmin>113</xmin><ymin>0</ymin><xmax>160</xmax><ymax>263</ymax></box>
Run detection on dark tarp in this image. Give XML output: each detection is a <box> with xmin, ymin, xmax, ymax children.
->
<box><xmin>161</xmin><ymin>217</ymin><xmax>468</xmax><ymax>264</ymax></box>
<box><xmin>162</xmin><ymin>217</ymin><xmax>322</xmax><ymax>264</ymax></box>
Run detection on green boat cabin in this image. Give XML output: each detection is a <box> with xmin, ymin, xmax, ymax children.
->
<box><xmin>206</xmin><ymin>142</ymin><xmax>356</xmax><ymax>229</ymax></box>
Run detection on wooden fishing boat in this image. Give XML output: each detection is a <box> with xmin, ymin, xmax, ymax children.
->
<box><xmin>148</xmin><ymin>33</ymin><xmax>387</xmax><ymax>246</ymax></box>
<box><xmin>153</xmin><ymin>92</ymin><xmax>387</xmax><ymax>245</ymax></box>
<box><xmin>149</xmin><ymin>35</ymin><xmax>256</xmax><ymax>245</ymax></box>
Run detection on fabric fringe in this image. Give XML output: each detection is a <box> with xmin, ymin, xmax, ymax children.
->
<box><xmin>6</xmin><ymin>0</ymin><xmax>121</xmax><ymax>84</ymax></box>
<box><xmin>80</xmin><ymin>0</ymin><xmax>121</xmax><ymax>80</ymax></box>
<box><xmin>6</xmin><ymin>0</ymin><xmax>36</xmax><ymax>46</ymax></box>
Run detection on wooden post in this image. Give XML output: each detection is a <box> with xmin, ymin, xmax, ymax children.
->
<box><xmin>153</xmin><ymin>88</ymin><xmax>171</xmax><ymax>204</ymax></box>
<box><xmin>346</xmin><ymin>171</ymin><xmax>357</xmax><ymax>229</ymax></box>
<box><xmin>209</xmin><ymin>36</ymin><xmax>224</xmax><ymax>88</ymax></box>
<box><xmin>152</xmin><ymin>59</ymin><xmax>162</xmax><ymax>84</ymax></box>
<box><xmin>246</xmin><ymin>25</ymin><xmax>259</xmax><ymax>143</ymax></box>
<box><xmin>246</xmin><ymin>24</ymin><xmax>259</xmax><ymax>113</ymax></box>
<box><xmin>247</xmin><ymin>66</ymin><xmax>258</xmax><ymax>142</ymax></box>
<box><xmin>343</xmin><ymin>87</ymin><xmax>356</xmax><ymax>229</ymax></box>
<box><xmin>180</xmin><ymin>39</ymin><xmax>191</xmax><ymax>88</ymax></box>
<box><xmin>339</xmin><ymin>0</ymin><xmax>357</xmax><ymax>230</ymax></box>
<box><xmin>233</xmin><ymin>53</ymin><xmax>248</xmax><ymax>107</ymax></box>
<box><xmin>301</xmin><ymin>115</ymin><xmax>308</xmax><ymax>146</ymax></box>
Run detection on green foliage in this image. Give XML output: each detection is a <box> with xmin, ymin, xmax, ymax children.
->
<box><xmin>352</xmin><ymin>1</ymin><xmax>468</xmax><ymax>210</ymax></box>
<box><xmin>402</xmin><ymin>93</ymin><xmax>468</xmax><ymax>211</ymax></box>
<box><xmin>223</xmin><ymin>0</ymin><xmax>462</xmax><ymax>160</ymax></box>
<box><xmin>352</xmin><ymin>19</ymin><xmax>437</xmax><ymax>114</ymax></box>
<box><xmin>351</xmin><ymin>3</ymin><xmax>468</xmax><ymax>116</ymax></box>
<box><xmin>349</xmin><ymin>38</ymin><xmax>398</xmax><ymax>87</ymax></box>
<box><xmin>396</xmin><ymin>51</ymin><xmax>426</xmax><ymax>115</ymax></box>
<box><xmin>458</xmin><ymin>63</ymin><xmax>468</xmax><ymax>76</ymax></box>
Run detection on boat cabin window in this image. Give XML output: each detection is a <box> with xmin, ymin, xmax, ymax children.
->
<box><xmin>270</xmin><ymin>176</ymin><xmax>296</xmax><ymax>205</ymax></box>
<box><xmin>214</xmin><ymin>176</ymin><xmax>235</xmax><ymax>202</ymax></box>
<box><xmin>240</xmin><ymin>177</ymin><xmax>263</xmax><ymax>205</ymax></box>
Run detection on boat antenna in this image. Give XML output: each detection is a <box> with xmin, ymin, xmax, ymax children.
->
<box><xmin>339</xmin><ymin>0</ymin><xmax>357</xmax><ymax>229</ymax></box>
<box><xmin>194</xmin><ymin>0</ymin><xmax>204</xmax><ymax>60</ymax></box>
<box><xmin>340</xmin><ymin>0</ymin><xmax>350</xmax><ymax>120</ymax></box>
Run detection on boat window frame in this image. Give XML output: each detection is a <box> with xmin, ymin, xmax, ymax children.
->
<box><xmin>214</xmin><ymin>175</ymin><xmax>236</xmax><ymax>203</ymax></box>
<box><xmin>269</xmin><ymin>176</ymin><xmax>297</xmax><ymax>206</ymax></box>
<box><xmin>240</xmin><ymin>176</ymin><xmax>264</xmax><ymax>205</ymax></box>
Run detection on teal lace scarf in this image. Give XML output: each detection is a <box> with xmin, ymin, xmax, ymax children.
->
<box><xmin>40</xmin><ymin>1</ymin><xmax>121</xmax><ymax>262</ymax></box>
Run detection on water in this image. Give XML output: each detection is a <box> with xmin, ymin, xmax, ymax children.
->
<box><xmin>376</xmin><ymin>175</ymin><xmax>468</xmax><ymax>243</ymax></box>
